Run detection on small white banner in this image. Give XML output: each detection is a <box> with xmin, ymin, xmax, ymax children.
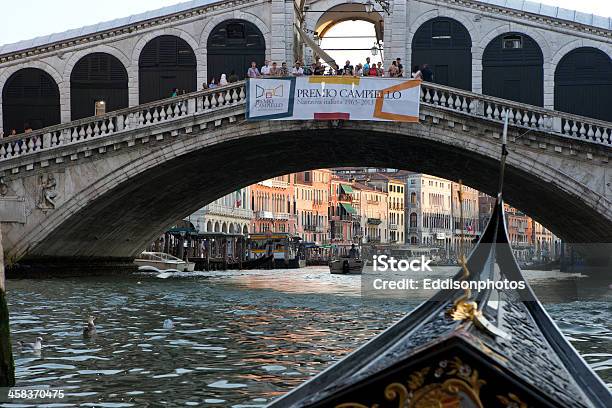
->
<box><xmin>246</xmin><ymin>76</ymin><xmax>421</xmax><ymax>122</ymax></box>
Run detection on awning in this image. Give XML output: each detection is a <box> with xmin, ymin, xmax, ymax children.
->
<box><xmin>341</xmin><ymin>184</ymin><xmax>353</xmax><ymax>194</ymax></box>
<box><xmin>294</xmin><ymin>24</ymin><xmax>339</xmax><ymax>71</ymax></box>
<box><xmin>341</xmin><ymin>203</ymin><xmax>357</xmax><ymax>214</ymax></box>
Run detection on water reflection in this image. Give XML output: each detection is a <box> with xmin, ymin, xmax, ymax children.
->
<box><xmin>2</xmin><ymin>267</ymin><xmax>610</xmax><ymax>406</ymax></box>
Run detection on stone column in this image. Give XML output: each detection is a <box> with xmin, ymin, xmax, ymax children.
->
<box><xmin>271</xmin><ymin>0</ymin><xmax>295</xmax><ymax>64</ymax></box>
<box><xmin>385</xmin><ymin>0</ymin><xmax>407</xmax><ymax>70</ymax></box>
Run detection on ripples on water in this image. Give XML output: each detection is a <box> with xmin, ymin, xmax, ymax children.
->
<box><xmin>1</xmin><ymin>267</ymin><xmax>610</xmax><ymax>407</ymax></box>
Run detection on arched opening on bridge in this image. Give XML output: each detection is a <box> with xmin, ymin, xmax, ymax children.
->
<box><xmin>554</xmin><ymin>47</ymin><xmax>612</xmax><ymax>122</ymax></box>
<box><xmin>315</xmin><ymin>3</ymin><xmax>384</xmax><ymax>72</ymax></box>
<box><xmin>139</xmin><ymin>35</ymin><xmax>196</xmax><ymax>104</ymax></box>
<box><xmin>411</xmin><ymin>17</ymin><xmax>472</xmax><ymax>90</ymax></box>
<box><xmin>70</xmin><ymin>52</ymin><xmax>128</xmax><ymax>120</ymax></box>
<box><xmin>483</xmin><ymin>32</ymin><xmax>543</xmax><ymax>106</ymax></box>
<box><xmin>2</xmin><ymin>68</ymin><xmax>60</xmax><ymax>133</ymax></box>
<box><xmin>207</xmin><ymin>19</ymin><xmax>265</xmax><ymax>84</ymax></box>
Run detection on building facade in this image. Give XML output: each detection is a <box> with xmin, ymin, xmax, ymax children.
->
<box><xmin>353</xmin><ymin>174</ymin><xmax>405</xmax><ymax>245</ymax></box>
<box><xmin>406</xmin><ymin>174</ymin><xmax>453</xmax><ymax>253</ymax></box>
<box><xmin>353</xmin><ymin>182</ymin><xmax>388</xmax><ymax>244</ymax></box>
<box><xmin>188</xmin><ymin>186</ymin><xmax>252</xmax><ymax>235</ymax></box>
<box><xmin>294</xmin><ymin>169</ymin><xmax>330</xmax><ymax>245</ymax></box>
<box><xmin>250</xmin><ymin>175</ymin><xmax>295</xmax><ymax>234</ymax></box>
<box><xmin>329</xmin><ymin>177</ymin><xmax>359</xmax><ymax>249</ymax></box>
<box><xmin>451</xmin><ymin>183</ymin><xmax>480</xmax><ymax>256</ymax></box>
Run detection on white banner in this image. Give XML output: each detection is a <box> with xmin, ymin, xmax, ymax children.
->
<box><xmin>246</xmin><ymin>76</ymin><xmax>421</xmax><ymax>122</ymax></box>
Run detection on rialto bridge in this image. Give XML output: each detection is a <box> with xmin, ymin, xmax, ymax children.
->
<box><xmin>0</xmin><ymin>0</ymin><xmax>609</xmax><ymax>272</ymax></box>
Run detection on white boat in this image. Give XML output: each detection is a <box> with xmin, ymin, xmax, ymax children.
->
<box><xmin>134</xmin><ymin>252</ymin><xmax>195</xmax><ymax>272</ymax></box>
<box><xmin>329</xmin><ymin>257</ymin><xmax>364</xmax><ymax>274</ymax></box>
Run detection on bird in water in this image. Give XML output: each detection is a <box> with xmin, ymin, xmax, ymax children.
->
<box><xmin>19</xmin><ymin>337</ymin><xmax>43</xmax><ymax>352</ymax></box>
<box><xmin>163</xmin><ymin>319</ymin><xmax>174</xmax><ymax>329</ymax></box>
<box><xmin>83</xmin><ymin>316</ymin><xmax>96</xmax><ymax>337</ymax></box>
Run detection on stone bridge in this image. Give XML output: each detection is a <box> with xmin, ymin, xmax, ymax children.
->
<box><xmin>0</xmin><ymin>80</ymin><xmax>609</xmax><ymax>271</ymax></box>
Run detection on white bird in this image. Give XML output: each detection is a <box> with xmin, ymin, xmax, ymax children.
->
<box><xmin>19</xmin><ymin>337</ymin><xmax>43</xmax><ymax>352</ymax></box>
<box><xmin>83</xmin><ymin>316</ymin><xmax>96</xmax><ymax>337</ymax></box>
<box><xmin>163</xmin><ymin>319</ymin><xmax>174</xmax><ymax>329</ymax></box>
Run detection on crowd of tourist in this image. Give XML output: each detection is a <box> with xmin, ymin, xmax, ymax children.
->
<box><xmin>204</xmin><ymin>57</ymin><xmax>435</xmax><ymax>89</ymax></box>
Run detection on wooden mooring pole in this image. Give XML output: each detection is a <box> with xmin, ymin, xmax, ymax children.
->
<box><xmin>0</xmin><ymin>224</ymin><xmax>15</xmax><ymax>386</ymax></box>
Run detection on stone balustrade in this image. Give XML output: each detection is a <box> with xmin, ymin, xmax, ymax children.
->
<box><xmin>0</xmin><ymin>82</ymin><xmax>247</xmax><ymax>162</ymax></box>
<box><xmin>0</xmin><ymin>80</ymin><xmax>609</xmax><ymax>164</ymax></box>
<box><xmin>420</xmin><ymin>82</ymin><xmax>612</xmax><ymax>146</ymax></box>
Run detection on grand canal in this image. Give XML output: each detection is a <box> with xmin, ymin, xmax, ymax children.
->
<box><xmin>2</xmin><ymin>267</ymin><xmax>611</xmax><ymax>407</ymax></box>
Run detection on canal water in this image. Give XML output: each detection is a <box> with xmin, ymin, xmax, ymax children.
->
<box><xmin>2</xmin><ymin>267</ymin><xmax>610</xmax><ymax>407</ymax></box>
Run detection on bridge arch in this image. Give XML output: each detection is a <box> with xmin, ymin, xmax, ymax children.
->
<box><xmin>138</xmin><ymin>35</ymin><xmax>197</xmax><ymax>103</ymax></box>
<box><xmin>132</xmin><ymin>29</ymin><xmax>201</xmax><ymax>104</ymax></box>
<box><xmin>410</xmin><ymin>17</ymin><xmax>472</xmax><ymax>90</ymax></box>
<box><xmin>407</xmin><ymin>9</ymin><xmax>477</xmax><ymax>74</ymax></box>
<box><xmin>554</xmin><ymin>47</ymin><xmax>612</xmax><ymax>122</ymax></box>
<box><xmin>200</xmin><ymin>12</ymin><xmax>270</xmax><ymax>82</ymax></box>
<box><xmin>5</xmin><ymin>118</ymin><xmax>610</xmax><ymax>263</ymax></box>
<box><xmin>1</xmin><ymin>67</ymin><xmax>61</xmax><ymax>134</ymax></box>
<box><xmin>205</xmin><ymin>19</ymin><xmax>266</xmax><ymax>83</ymax></box>
<box><xmin>63</xmin><ymin>45</ymin><xmax>132</xmax><ymax>111</ymax></box>
<box><xmin>0</xmin><ymin>62</ymin><xmax>66</xmax><ymax>133</ymax></box>
<box><xmin>482</xmin><ymin>31</ymin><xmax>544</xmax><ymax>107</ymax></box>
<box><xmin>69</xmin><ymin>52</ymin><xmax>129</xmax><ymax>120</ymax></box>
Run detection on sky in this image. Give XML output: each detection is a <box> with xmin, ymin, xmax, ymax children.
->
<box><xmin>0</xmin><ymin>0</ymin><xmax>610</xmax><ymax>46</ymax></box>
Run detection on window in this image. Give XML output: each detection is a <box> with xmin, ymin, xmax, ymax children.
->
<box><xmin>432</xmin><ymin>21</ymin><xmax>451</xmax><ymax>40</ymax></box>
<box><xmin>95</xmin><ymin>100</ymin><xmax>106</xmax><ymax>116</ymax></box>
<box><xmin>227</xmin><ymin>23</ymin><xmax>245</xmax><ymax>39</ymax></box>
<box><xmin>502</xmin><ymin>35</ymin><xmax>522</xmax><ymax>49</ymax></box>
<box><xmin>409</xmin><ymin>213</ymin><xmax>418</xmax><ymax>228</ymax></box>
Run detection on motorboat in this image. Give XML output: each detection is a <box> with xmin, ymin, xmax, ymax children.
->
<box><xmin>134</xmin><ymin>251</ymin><xmax>195</xmax><ymax>272</ymax></box>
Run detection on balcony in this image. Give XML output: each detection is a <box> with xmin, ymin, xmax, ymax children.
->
<box><xmin>367</xmin><ymin>237</ymin><xmax>381</xmax><ymax>243</ymax></box>
<box><xmin>367</xmin><ymin>217</ymin><xmax>382</xmax><ymax>225</ymax></box>
<box><xmin>270</xmin><ymin>179</ymin><xmax>289</xmax><ymax>188</ymax></box>
<box><xmin>304</xmin><ymin>225</ymin><xmax>317</xmax><ymax>232</ymax></box>
<box><xmin>256</xmin><ymin>210</ymin><xmax>274</xmax><ymax>219</ymax></box>
<box><xmin>332</xmin><ymin>215</ymin><xmax>354</xmax><ymax>223</ymax></box>
<box><xmin>389</xmin><ymin>223</ymin><xmax>398</xmax><ymax>230</ymax></box>
<box><xmin>275</xmin><ymin>212</ymin><xmax>290</xmax><ymax>220</ymax></box>
<box><xmin>203</xmin><ymin>203</ymin><xmax>253</xmax><ymax>219</ymax></box>
<box><xmin>408</xmin><ymin>227</ymin><xmax>418</xmax><ymax>233</ymax></box>
<box><xmin>315</xmin><ymin>226</ymin><xmax>325</xmax><ymax>233</ymax></box>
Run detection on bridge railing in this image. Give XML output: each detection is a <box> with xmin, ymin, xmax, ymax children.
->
<box><xmin>420</xmin><ymin>82</ymin><xmax>612</xmax><ymax>146</ymax></box>
<box><xmin>0</xmin><ymin>82</ymin><xmax>247</xmax><ymax>162</ymax></box>
<box><xmin>0</xmin><ymin>79</ymin><xmax>610</xmax><ymax>163</ymax></box>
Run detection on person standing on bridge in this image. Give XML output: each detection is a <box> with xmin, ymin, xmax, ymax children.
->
<box><xmin>247</xmin><ymin>61</ymin><xmax>261</xmax><ymax>78</ymax></box>
<box><xmin>363</xmin><ymin>57</ymin><xmax>371</xmax><ymax>76</ymax></box>
<box><xmin>388</xmin><ymin>61</ymin><xmax>399</xmax><ymax>77</ymax></box>
<box><xmin>269</xmin><ymin>62</ymin><xmax>279</xmax><ymax>76</ymax></box>
<box><xmin>292</xmin><ymin>61</ymin><xmax>304</xmax><ymax>76</ymax></box>
<box><xmin>396</xmin><ymin>58</ymin><xmax>404</xmax><ymax>77</ymax></box>
<box><xmin>421</xmin><ymin>64</ymin><xmax>433</xmax><ymax>82</ymax></box>
<box><xmin>261</xmin><ymin>60</ymin><xmax>271</xmax><ymax>76</ymax></box>
<box><xmin>279</xmin><ymin>62</ymin><xmax>289</xmax><ymax>77</ymax></box>
<box><xmin>412</xmin><ymin>65</ymin><xmax>422</xmax><ymax>80</ymax></box>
